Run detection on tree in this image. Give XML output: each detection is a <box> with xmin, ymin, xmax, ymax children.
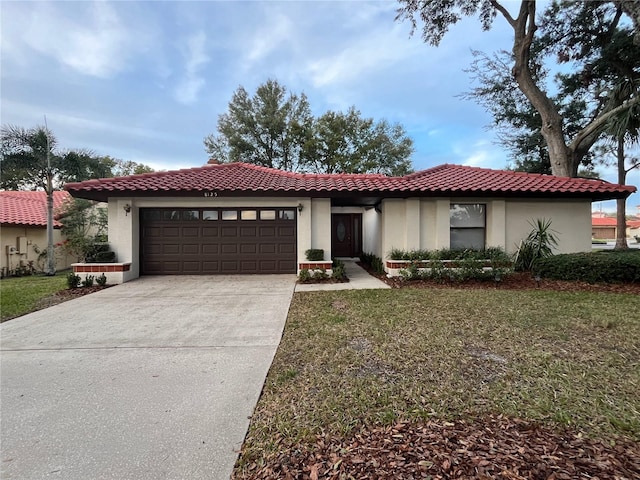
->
<box><xmin>604</xmin><ymin>84</ymin><xmax>640</xmax><ymax>249</ymax></box>
<box><xmin>204</xmin><ymin>79</ymin><xmax>414</xmax><ymax>175</ymax></box>
<box><xmin>204</xmin><ymin>79</ymin><xmax>313</xmax><ymax>171</ymax></box>
<box><xmin>1</xmin><ymin>125</ymin><xmax>154</xmax><ymax>272</ymax></box>
<box><xmin>304</xmin><ymin>108</ymin><xmax>413</xmax><ymax>175</ymax></box>
<box><xmin>396</xmin><ymin>0</ymin><xmax>640</xmax><ymax>177</ymax></box>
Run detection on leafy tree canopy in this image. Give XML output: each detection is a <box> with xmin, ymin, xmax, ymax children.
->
<box><xmin>397</xmin><ymin>0</ymin><xmax>639</xmax><ymax>177</ymax></box>
<box><xmin>0</xmin><ymin>125</ymin><xmax>155</xmax><ymax>191</ymax></box>
<box><xmin>204</xmin><ymin>79</ymin><xmax>414</xmax><ymax>176</ymax></box>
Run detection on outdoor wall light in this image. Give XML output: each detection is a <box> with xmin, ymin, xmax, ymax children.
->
<box><xmin>123</xmin><ymin>204</ymin><xmax>131</xmax><ymax>216</ymax></box>
<box><xmin>297</xmin><ymin>203</ymin><xmax>304</xmax><ymax>213</ymax></box>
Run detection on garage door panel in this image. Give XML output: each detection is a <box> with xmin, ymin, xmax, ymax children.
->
<box><xmin>221</xmin><ymin>244</ymin><xmax>237</xmax><ymax>254</ymax></box>
<box><xmin>162</xmin><ymin>227</ymin><xmax>180</xmax><ymax>237</ymax></box>
<box><xmin>260</xmin><ymin>244</ymin><xmax>276</xmax><ymax>254</ymax></box>
<box><xmin>203</xmin><ymin>227</ymin><xmax>219</xmax><ymax>237</ymax></box>
<box><xmin>221</xmin><ymin>261</ymin><xmax>239</xmax><ymax>272</ymax></box>
<box><xmin>221</xmin><ymin>227</ymin><xmax>238</xmax><ymax>237</ymax></box>
<box><xmin>182</xmin><ymin>261</ymin><xmax>202</xmax><ymax>273</ymax></box>
<box><xmin>279</xmin><ymin>244</ymin><xmax>295</xmax><ymax>254</ymax></box>
<box><xmin>278</xmin><ymin>226</ymin><xmax>295</xmax><ymax>237</ymax></box>
<box><xmin>182</xmin><ymin>227</ymin><xmax>200</xmax><ymax>237</ymax></box>
<box><xmin>202</xmin><ymin>261</ymin><xmax>219</xmax><ymax>272</ymax></box>
<box><xmin>240</xmin><ymin>260</ymin><xmax>258</xmax><ymax>272</ymax></box>
<box><xmin>240</xmin><ymin>227</ymin><xmax>257</xmax><ymax>236</ymax></box>
<box><xmin>182</xmin><ymin>244</ymin><xmax>199</xmax><ymax>254</ymax></box>
<box><xmin>145</xmin><ymin>244</ymin><xmax>162</xmax><ymax>255</ymax></box>
<box><xmin>240</xmin><ymin>244</ymin><xmax>257</xmax><ymax>254</ymax></box>
<box><xmin>202</xmin><ymin>244</ymin><xmax>219</xmax><ymax>254</ymax></box>
<box><xmin>141</xmin><ymin>208</ymin><xmax>296</xmax><ymax>274</ymax></box>
<box><xmin>162</xmin><ymin>262</ymin><xmax>181</xmax><ymax>273</ymax></box>
<box><xmin>144</xmin><ymin>226</ymin><xmax>162</xmax><ymax>237</ymax></box>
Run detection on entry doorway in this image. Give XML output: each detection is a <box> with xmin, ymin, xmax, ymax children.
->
<box><xmin>331</xmin><ymin>213</ymin><xmax>362</xmax><ymax>257</ymax></box>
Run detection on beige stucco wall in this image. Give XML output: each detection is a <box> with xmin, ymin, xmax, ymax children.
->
<box><xmin>107</xmin><ymin>196</ymin><xmax>317</xmax><ymax>281</ymax></box>
<box><xmin>381</xmin><ymin>197</ymin><xmax>593</xmax><ymax>260</ymax></box>
<box><xmin>505</xmin><ymin>200</ymin><xmax>591</xmax><ymax>253</ymax></box>
<box><xmin>1</xmin><ymin>226</ymin><xmax>75</xmax><ymax>274</ymax></box>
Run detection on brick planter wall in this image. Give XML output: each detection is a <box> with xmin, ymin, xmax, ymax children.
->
<box><xmin>72</xmin><ymin>263</ymin><xmax>132</xmax><ymax>285</ymax></box>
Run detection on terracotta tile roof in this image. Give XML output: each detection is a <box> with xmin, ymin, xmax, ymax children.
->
<box><xmin>0</xmin><ymin>191</ymin><xmax>71</xmax><ymax>227</ymax></box>
<box><xmin>591</xmin><ymin>217</ymin><xmax>618</xmax><ymax>226</ymax></box>
<box><xmin>64</xmin><ymin>162</ymin><xmax>636</xmax><ymax>202</ymax></box>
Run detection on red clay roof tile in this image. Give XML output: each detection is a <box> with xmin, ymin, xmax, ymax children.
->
<box><xmin>0</xmin><ymin>191</ymin><xmax>71</xmax><ymax>227</ymax></box>
<box><xmin>64</xmin><ymin>162</ymin><xmax>636</xmax><ymax>201</ymax></box>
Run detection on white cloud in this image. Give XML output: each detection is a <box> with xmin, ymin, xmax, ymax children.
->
<box><xmin>305</xmin><ymin>24</ymin><xmax>421</xmax><ymax>88</ymax></box>
<box><xmin>17</xmin><ymin>1</ymin><xmax>142</xmax><ymax>78</ymax></box>
<box><xmin>245</xmin><ymin>13</ymin><xmax>292</xmax><ymax>63</ymax></box>
<box><xmin>174</xmin><ymin>31</ymin><xmax>210</xmax><ymax>105</ymax></box>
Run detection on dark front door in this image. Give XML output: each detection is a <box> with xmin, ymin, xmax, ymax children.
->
<box><xmin>332</xmin><ymin>213</ymin><xmax>362</xmax><ymax>257</ymax></box>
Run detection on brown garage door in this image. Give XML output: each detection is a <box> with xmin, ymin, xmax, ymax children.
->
<box><xmin>140</xmin><ymin>208</ymin><xmax>297</xmax><ymax>274</ymax></box>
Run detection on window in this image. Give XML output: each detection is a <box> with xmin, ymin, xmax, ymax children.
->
<box><xmin>450</xmin><ymin>204</ymin><xmax>485</xmax><ymax>250</ymax></box>
<box><xmin>222</xmin><ymin>210</ymin><xmax>238</xmax><ymax>220</ymax></box>
<box><xmin>260</xmin><ymin>210</ymin><xmax>276</xmax><ymax>220</ymax></box>
<box><xmin>241</xmin><ymin>210</ymin><xmax>257</xmax><ymax>220</ymax></box>
<box><xmin>279</xmin><ymin>210</ymin><xmax>295</xmax><ymax>220</ymax></box>
<box><xmin>203</xmin><ymin>210</ymin><xmax>218</xmax><ymax>221</ymax></box>
<box><xmin>163</xmin><ymin>210</ymin><xmax>181</xmax><ymax>221</ymax></box>
<box><xmin>182</xmin><ymin>210</ymin><xmax>200</xmax><ymax>221</ymax></box>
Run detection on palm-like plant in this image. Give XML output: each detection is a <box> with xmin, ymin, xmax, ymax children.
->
<box><xmin>514</xmin><ymin>218</ymin><xmax>559</xmax><ymax>272</ymax></box>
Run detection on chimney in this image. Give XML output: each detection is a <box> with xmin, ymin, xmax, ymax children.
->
<box><xmin>207</xmin><ymin>158</ymin><xmax>220</xmax><ymax>165</ymax></box>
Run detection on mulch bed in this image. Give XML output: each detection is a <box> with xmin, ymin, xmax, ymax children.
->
<box><xmin>241</xmin><ymin>416</ymin><xmax>640</xmax><ymax>479</ymax></box>
<box><xmin>34</xmin><ymin>285</ymin><xmax>113</xmax><ymax>310</ymax></box>
<box><xmin>358</xmin><ymin>263</ymin><xmax>640</xmax><ymax>294</ymax></box>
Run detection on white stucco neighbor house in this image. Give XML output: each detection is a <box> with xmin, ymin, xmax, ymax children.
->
<box><xmin>64</xmin><ymin>161</ymin><xmax>636</xmax><ymax>283</ymax></box>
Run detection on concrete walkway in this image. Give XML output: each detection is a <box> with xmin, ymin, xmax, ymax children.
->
<box><xmin>295</xmin><ymin>259</ymin><xmax>390</xmax><ymax>292</ymax></box>
<box><xmin>1</xmin><ymin>275</ymin><xmax>296</xmax><ymax>480</ymax></box>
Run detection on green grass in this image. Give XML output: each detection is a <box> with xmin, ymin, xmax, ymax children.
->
<box><xmin>0</xmin><ymin>273</ymin><xmax>67</xmax><ymax>322</ymax></box>
<box><xmin>238</xmin><ymin>288</ymin><xmax>640</xmax><ymax>468</ymax></box>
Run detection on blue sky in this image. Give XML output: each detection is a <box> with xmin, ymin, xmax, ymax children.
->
<box><xmin>1</xmin><ymin>0</ymin><xmax>638</xmax><ymax>214</ymax></box>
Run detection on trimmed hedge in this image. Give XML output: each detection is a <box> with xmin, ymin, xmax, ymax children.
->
<box><xmin>535</xmin><ymin>251</ymin><xmax>640</xmax><ymax>284</ymax></box>
<box><xmin>305</xmin><ymin>249</ymin><xmax>324</xmax><ymax>261</ymax></box>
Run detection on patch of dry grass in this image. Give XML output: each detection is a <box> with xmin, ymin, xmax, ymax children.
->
<box><xmin>238</xmin><ymin>289</ymin><xmax>640</xmax><ymax>469</ymax></box>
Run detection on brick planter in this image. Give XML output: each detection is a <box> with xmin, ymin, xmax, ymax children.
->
<box><xmin>72</xmin><ymin>263</ymin><xmax>132</xmax><ymax>285</ymax></box>
<box><xmin>298</xmin><ymin>261</ymin><xmax>333</xmax><ymax>274</ymax></box>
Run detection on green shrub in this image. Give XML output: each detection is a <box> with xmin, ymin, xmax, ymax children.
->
<box><xmin>85</xmin><ymin>243</ymin><xmax>116</xmax><ymax>263</ymax></box>
<box><xmin>305</xmin><ymin>249</ymin><xmax>324</xmax><ymax>261</ymax></box>
<box><xmin>332</xmin><ymin>259</ymin><xmax>347</xmax><ymax>281</ymax></box>
<box><xmin>298</xmin><ymin>268</ymin><xmax>312</xmax><ymax>282</ymax></box>
<box><xmin>67</xmin><ymin>272</ymin><xmax>81</xmax><ymax>289</ymax></box>
<box><xmin>535</xmin><ymin>251</ymin><xmax>640</xmax><ymax>283</ymax></box>
<box><xmin>514</xmin><ymin>218</ymin><xmax>559</xmax><ymax>272</ymax></box>
<box><xmin>360</xmin><ymin>252</ymin><xmax>385</xmax><ymax>274</ymax></box>
<box><xmin>96</xmin><ymin>273</ymin><xmax>108</xmax><ymax>286</ymax></box>
<box><xmin>81</xmin><ymin>275</ymin><xmax>95</xmax><ymax>287</ymax></box>
<box><xmin>312</xmin><ymin>268</ymin><xmax>328</xmax><ymax>280</ymax></box>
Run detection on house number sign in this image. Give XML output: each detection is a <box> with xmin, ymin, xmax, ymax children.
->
<box><xmin>203</xmin><ymin>191</ymin><xmax>218</xmax><ymax>197</ymax></box>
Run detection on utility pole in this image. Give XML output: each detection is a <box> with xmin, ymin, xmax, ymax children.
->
<box><xmin>44</xmin><ymin>116</ymin><xmax>56</xmax><ymax>276</ymax></box>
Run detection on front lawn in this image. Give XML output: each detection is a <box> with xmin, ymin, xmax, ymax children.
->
<box><xmin>236</xmin><ymin>288</ymin><xmax>640</xmax><ymax>478</ymax></box>
<box><xmin>0</xmin><ymin>273</ymin><xmax>67</xmax><ymax>322</ymax></box>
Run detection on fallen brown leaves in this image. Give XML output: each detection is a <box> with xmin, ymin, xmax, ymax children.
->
<box><xmin>237</xmin><ymin>416</ymin><xmax>640</xmax><ymax>480</ymax></box>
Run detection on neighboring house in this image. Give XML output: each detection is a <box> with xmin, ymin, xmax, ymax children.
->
<box><xmin>65</xmin><ymin>162</ymin><xmax>635</xmax><ymax>283</ymax></box>
<box><xmin>591</xmin><ymin>216</ymin><xmax>618</xmax><ymax>240</ymax></box>
<box><xmin>0</xmin><ymin>191</ymin><xmax>75</xmax><ymax>274</ymax></box>
<box><xmin>628</xmin><ymin>220</ymin><xmax>640</xmax><ymax>240</ymax></box>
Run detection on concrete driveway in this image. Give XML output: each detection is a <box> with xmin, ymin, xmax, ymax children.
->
<box><xmin>1</xmin><ymin>275</ymin><xmax>296</xmax><ymax>480</ymax></box>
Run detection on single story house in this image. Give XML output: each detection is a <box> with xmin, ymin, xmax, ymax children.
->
<box><xmin>591</xmin><ymin>216</ymin><xmax>618</xmax><ymax>240</ymax></box>
<box><xmin>0</xmin><ymin>190</ymin><xmax>75</xmax><ymax>275</ymax></box>
<box><xmin>64</xmin><ymin>161</ymin><xmax>635</xmax><ymax>283</ymax></box>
